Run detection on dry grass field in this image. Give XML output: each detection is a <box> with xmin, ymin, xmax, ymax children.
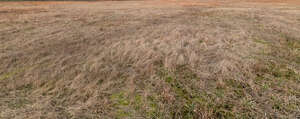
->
<box><xmin>0</xmin><ymin>0</ymin><xmax>300</xmax><ymax>118</ymax></box>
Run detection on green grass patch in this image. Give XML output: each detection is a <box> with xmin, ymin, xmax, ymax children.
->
<box><xmin>110</xmin><ymin>92</ymin><xmax>133</xmax><ymax>118</ymax></box>
<box><xmin>110</xmin><ymin>92</ymin><xmax>130</xmax><ymax>106</ymax></box>
<box><xmin>146</xmin><ymin>95</ymin><xmax>161</xmax><ymax>118</ymax></box>
<box><xmin>116</xmin><ymin>110</ymin><xmax>131</xmax><ymax>118</ymax></box>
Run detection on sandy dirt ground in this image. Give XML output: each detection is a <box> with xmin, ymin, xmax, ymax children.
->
<box><xmin>0</xmin><ymin>0</ymin><xmax>300</xmax><ymax>118</ymax></box>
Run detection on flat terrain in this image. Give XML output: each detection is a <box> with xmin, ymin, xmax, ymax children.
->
<box><xmin>0</xmin><ymin>0</ymin><xmax>300</xmax><ymax>118</ymax></box>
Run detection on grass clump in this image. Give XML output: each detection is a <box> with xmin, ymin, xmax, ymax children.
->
<box><xmin>154</xmin><ymin>66</ymin><xmax>252</xmax><ymax>118</ymax></box>
<box><xmin>8</xmin><ymin>98</ymin><xmax>31</xmax><ymax>109</ymax></box>
<box><xmin>110</xmin><ymin>92</ymin><xmax>130</xmax><ymax>106</ymax></box>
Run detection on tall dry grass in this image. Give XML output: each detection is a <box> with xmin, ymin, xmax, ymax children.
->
<box><xmin>0</xmin><ymin>1</ymin><xmax>299</xmax><ymax>118</ymax></box>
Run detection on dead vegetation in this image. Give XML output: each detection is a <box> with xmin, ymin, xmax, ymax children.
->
<box><xmin>0</xmin><ymin>0</ymin><xmax>299</xmax><ymax>118</ymax></box>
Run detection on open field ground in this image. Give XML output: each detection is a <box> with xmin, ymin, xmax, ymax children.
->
<box><xmin>0</xmin><ymin>0</ymin><xmax>300</xmax><ymax>118</ymax></box>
